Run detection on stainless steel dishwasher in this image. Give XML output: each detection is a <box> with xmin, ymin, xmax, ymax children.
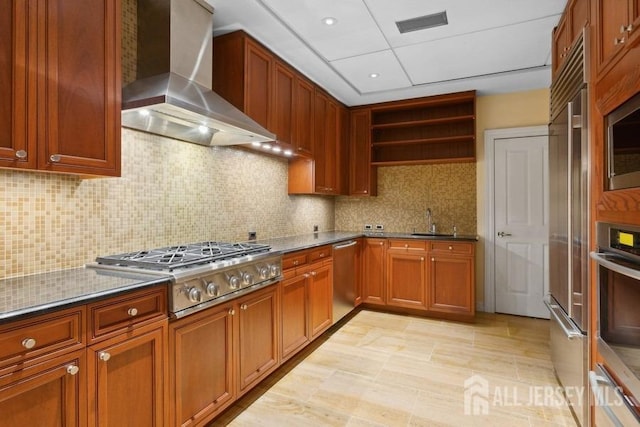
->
<box><xmin>332</xmin><ymin>240</ymin><xmax>357</xmax><ymax>323</ymax></box>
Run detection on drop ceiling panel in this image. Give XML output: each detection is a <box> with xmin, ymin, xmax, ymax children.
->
<box><xmin>259</xmin><ymin>0</ymin><xmax>389</xmax><ymax>61</ymax></box>
<box><xmin>331</xmin><ymin>50</ymin><xmax>412</xmax><ymax>93</ymax></box>
<box><xmin>396</xmin><ymin>16</ymin><xmax>557</xmax><ymax>85</ymax></box>
<box><xmin>364</xmin><ymin>0</ymin><xmax>566</xmax><ymax>48</ymax></box>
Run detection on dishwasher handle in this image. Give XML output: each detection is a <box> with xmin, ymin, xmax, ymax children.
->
<box><xmin>333</xmin><ymin>240</ymin><xmax>357</xmax><ymax>250</ymax></box>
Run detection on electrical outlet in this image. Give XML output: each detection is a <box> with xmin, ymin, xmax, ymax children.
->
<box><xmin>313</xmin><ymin>225</ymin><xmax>319</xmax><ymax>232</ymax></box>
<box><xmin>375</xmin><ymin>224</ymin><xmax>384</xmax><ymax>231</ymax></box>
<box><xmin>364</xmin><ymin>224</ymin><xmax>373</xmax><ymax>230</ymax></box>
<box><xmin>248</xmin><ymin>231</ymin><xmax>257</xmax><ymax>240</ymax></box>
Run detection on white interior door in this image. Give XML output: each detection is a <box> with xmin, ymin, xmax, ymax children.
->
<box><xmin>494</xmin><ymin>135</ymin><xmax>549</xmax><ymax>319</ymax></box>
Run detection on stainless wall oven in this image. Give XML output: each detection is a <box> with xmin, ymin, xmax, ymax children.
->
<box><xmin>591</xmin><ymin>222</ymin><xmax>640</xmax><ymax>425</ymax></box>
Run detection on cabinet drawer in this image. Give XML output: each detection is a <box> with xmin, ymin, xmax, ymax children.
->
<box><xmin>388</xmin><ymin>240</ymin><xmax>426</xmax><ymax>251</ymax></box>
<box><xmin>309</xmin><ymin>246</ymin><xmax>332</xmax><ymax>262</ymax></box>
<box><xmin>0</xmin><ymin>307</ymin><xmax>85</xmax><ymax>370</ymax></box>
<box><xmin>283</xmin><ymin>252</ymin><xmax>308</xmax><ymax>270</ymax></box>
<box><xmin>88</xmin><ymin>287</ymin><xmax>167</xmax><ymax>343</ymax></box>
<box><xmin>429</xmin><ymin>242</ymin><xmax>474</xmax><ymax>255</ymax></box>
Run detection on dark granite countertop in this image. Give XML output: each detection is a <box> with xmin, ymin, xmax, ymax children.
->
<box><xmin>257</xmin><ymin>230</ymin><xmax>477</xmax><ymax>254</ymax></box>
<box><xmin>0</xmin><ymin>267</ymin><xmax>170</xmax><ymax>323</ymax></box>
<box><xmin>0</xmin><ymin>231</ymin><xmax>476</xmax><ymax>324</ymax></box>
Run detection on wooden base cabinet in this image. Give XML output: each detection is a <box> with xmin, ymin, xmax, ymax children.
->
<box><xmin>88</xmin><ymin>321</ymin><xmax>167</xmax><ymax>427</ymax></box>
<box><xmin>308</xmin><ymin>261</ymin><xmax>333</xmax><ymax>338</ymax></box>
<box><xmin>169</xmin><ymin>304</ymin><xmax>235</xmax><ymax>427</ymax></box>
<box><xmin>428</xmin><ymin>255</ymin><xmax>474</xmax><ymax>316</ymax></box>
<box><xmin>281</xmin><ymin>271</ymin><xmax>311</xmax><ymax>361</ymax></box>
<box><xmin>0</xmin><ymin>350</ymin><xmax>86</xmax><ymax>427</ymax></box>
<box><xmin>236</xmin><ymin>286</ymin><xmax>279</xmax><ymax>396</ymax></box>
<box><xmin>362</xmin><ymin>239</ymin><xmax>387</xmax><ymax>305</ymax></box>
<box><xmin>387</xmin><ymin>251</ymin><xmax>427</xmax><ymax>309</ymax></box>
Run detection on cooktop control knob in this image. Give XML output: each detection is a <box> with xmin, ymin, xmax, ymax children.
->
<box><xmin>269</xmin><ymin>265</ymin><xmax>280</xmax><ymax>277</ymax></box>
<box><xmin>242</xmin><ymin>272</ymin><xmax>254</xmax><ymax>286</ymax></box>
<box><xmin>188</xmin><ymin>287</ymin><xmax>202</xmax><ymax>303</ymax></box>
<box><xmin>259</xmin><ymin>266</ymin><xmax>269</xmax><ymax>279</ymax></box>
<box><xmin>229</xmin><ymin>275</ymin><xmax>240</xmax><ymax>289</ymax></box>
<box><xmin>205</xmin><ymin>282</ymin><xmax>220</xmax><ymax>297</ymax></box>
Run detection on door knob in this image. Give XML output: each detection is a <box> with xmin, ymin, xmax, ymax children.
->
<box><xmin>497</xmin><ymin>231</ymin><xmax>512</xmax><ymax>237</ymax></box>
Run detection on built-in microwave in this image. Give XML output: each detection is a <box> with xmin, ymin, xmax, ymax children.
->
<box><xmin>607</xmin><ymin>91</ymin><xmax>640</xmax><ymax>191</ymax></box>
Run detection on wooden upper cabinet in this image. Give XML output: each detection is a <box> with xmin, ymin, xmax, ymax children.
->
<box><xmin>313</xmin><ymin>90</ymin><xmax>340</xmax><ymax>194</ymax></box>
<box><xmin>552</xmin><ymin>13</ymin><xmax>570</xmax><ymax>77</ymax></box>
<box><xmin>0</xmin><ymin>0</ymin><xmax>120</xmax><ymax>176</ymax></box>
<box><xmin>349</xmin><ymin>108</ymin><xmax>377</xmax><ymax>196</ymax></box>
<box><xmin>553</xmin><ymin>0</ymin><xmax>590</xmax><ymax>77</ymax></box>
<box><xmin>293</xmin><ymin>77</ymin><xmax>314</xmax><ymax>156</ymax></box>
<box><xmin>245</xmin><ymin>39</ymin><xmax>272</xmax><ymax>130</ymax></box>
<box><xmin>594</xmin><ymin>0</ymin><xmax>640</xmax><ymax>78</ymax></box>
<box><xmin>272</xmin><ymin>61</ymin><xmax>294</xmax><ymax>145</ymax></box>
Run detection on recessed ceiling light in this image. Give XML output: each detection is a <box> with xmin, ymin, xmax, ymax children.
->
<box><xmin>322</xmin><ymin>17</ymin><xmax>337</xmax><ymax>26</ymax></box>
<box><xmin>369</xmin><ymin>73</ymin><xmax>380</xmax><ymax>78</ymax></box>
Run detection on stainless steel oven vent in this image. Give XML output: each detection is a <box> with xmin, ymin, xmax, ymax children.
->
<box><xmin>396</xmin><ymin>11</ymin><xmax>448</xmax><ymax>34</ymax></box>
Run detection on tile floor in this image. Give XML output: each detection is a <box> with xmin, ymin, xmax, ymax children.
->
<box><xmin>212</xmin><ymin>310</ymin><xmax>578</xmax><ymax>426</ymax></box>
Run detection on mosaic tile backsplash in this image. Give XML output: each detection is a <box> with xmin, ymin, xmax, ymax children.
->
<box><xmin>335</xmin><ymin>163</ymin><xmax>477</xmax><ymax>235</ymax></box>
<box><xmin>0</xmin><ymin>130</ymin><xmax>335</xmax><ymax>278</ymax></box>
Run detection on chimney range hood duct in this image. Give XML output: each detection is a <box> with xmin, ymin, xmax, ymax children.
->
<box><xmin>121</xmin><ymin>0</ymin><xmax>275</xmax><ymax>146</ymax></box>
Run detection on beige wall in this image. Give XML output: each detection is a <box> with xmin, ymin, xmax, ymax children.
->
<box><xmin>0</xmin><ymin>130</ymin><xmax>334</xmax><ymax>279</ymax></box>
<box><xmin>475</xmin><ymin>88</ymin><xmax>550</xmax><ymax>308</ymax></box>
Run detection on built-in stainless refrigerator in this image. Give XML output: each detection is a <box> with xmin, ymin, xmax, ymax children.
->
<box><xmin>546</xmin><ymin>29</ymin><xmax>590</xmax><ymax>426</ymax></box>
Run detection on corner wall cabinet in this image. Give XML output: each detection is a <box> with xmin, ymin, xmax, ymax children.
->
<box><xmin>0</xmin><ymin>0</ymin><xmax>121</xmax><ymax>176</ymax></box>
<box><xmin>552</xmin><ymin>0</ymin><xmax>589</xmax><ymax>77</ymax></box>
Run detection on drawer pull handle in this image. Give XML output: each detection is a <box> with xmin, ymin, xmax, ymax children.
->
<box><xmin>99</xmin><ymin>351</ymin><xmax>111</xmax><ymax>362</ymax></box>
<box><xmin>241</xmin><ymin>304</ymin><xmax>248</xmax><ymax>310</ymax></box>
<box><xmin>49</xmin><ymin>154</ymin><xmax>61</xmax><ymax>163</ymax></box>
<box><xmin>127</xmin><ymin>308</ymin><xmax>138</xmax><ymax>317</ymax></box>
<box><xmin>319</xmin><ymin>253</ymin><xmax>325</xmax><ymax>258</ymax></box>
<box><xmin>15</xmin><ymin>150</ymin><xmax>27</xmax><ymax>159</ymax></box>
<box><xmin>228</xmin><ymin>308</ymin><xmax>235</xmax><ymax>316</ymax></box>
<box><xmin>67</xmin><ymin>365</ymin><xmax>80</xmax><ymax>375</ymax></box>
<box><xmin>293</xmin><ymin>260</ymin><xmax>299</xmax><ymax>266</ymax></box>
<box><xmin>22</xmin><ymin>338</ymin><xmax>36</xmax><ymax>349</ymax></box>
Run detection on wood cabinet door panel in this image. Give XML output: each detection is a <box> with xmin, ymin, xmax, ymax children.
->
<box><xmin>428</xmin><ymin>255</ymin><xmax>474</xmax><ymax>315</ymax></box>
<box><xmin>363</xmin><ymin>239</ymin><xmax>386</xmax><ymax>305</ymax></box>
<box><xmin>272</xmin><ymin>61</ymin><xmax>294</xmax><ymax>144</ymax></box>
<box><xmin>387</xmin><ymin>252</ymin><xmax>427</xmax><ymax>309</ymax></box>
<box><xmin>595</xmin><ymin>0</ymin><xmax>628</xmax><ymax>73</ymax></box>
<box><xmin>39</xmin><ymin>0</ymin><xmax>120</xmax><ymax>175</ymax></box>
<box><xmin>281</xmin><ymin>274</ymin><xmax>310</xmax><ymax>360</ymax></box>
<box><xmin>0</xmin><ymin>350</ymin><xmax>85</xmax><ymax>427</ymax></box>
<box><xmin>170</xmin><ymin>306</ymin><xmax>234</xmax><ymax>427</ymax></box>
<box><xmin>293</xmin><ymin>77</ymin><xmax>314</xmax><ymax>156</ymax></box>
<box><xmin>0</xmin><ymin>0</ymin><xmax>36</xmax><ymax>168</ymax></box>
<box><xmin>237</xmin><ymin>286</ymin><xmax>278</xmax><ymax>394</ymax></box>
<box><xmin>552</xmin><ymin>13</ymin><xmax>569</xmax><ymax>76</ymax></box>
<box><xmin>309</xmin><ymin>263</ymin><xmax>333</xmax><ymax>338</ymax></box>
<box><xmin>349</xmin><ymin>109</ymin><xmax>376</xmax><ymax>195</ymax></box>
<box><xmin>244</xmin><ymin>40</ymin><xmax>271</xmax><ymax>129</ymax></box>
<box><xmin>88</xmin><ymin>321</ymin><xmax>166</xmax><ymax>427</ymax></box>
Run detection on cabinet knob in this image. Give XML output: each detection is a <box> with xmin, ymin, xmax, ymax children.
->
<box><xmin>99</xmin><ymin>351</ymin><xmax>111</xmax><ymax>362</ymax></box>
<box><xmin>379</xmin><ymin>242</ymin><xmax>383</xmax><ymax>246</ymax></box>
<box><xmin>22</xmin><ymin>338</ymin><xmax>36</xmax><ymax>349</ymax></box>
<box><xmin>621</xmin><ymin>24</ymin><xmax>633</xmax><ymax>33</ymax></box>
<box><xmin>431</xmin><ymin>258</ymin><xmax>435</xmax><ymax>262</ymax></box>
<box><xmin>127</xmin><ymin>307</ymin><xmax>138</xmax><ymax>317</ymax></box>
<box><xmin>293</xmin><ymin>260</ymin><xmax>299</xmax><ymax>266</ymax></box>
<box><xmin>228</xmin><ymin>308</ymin><xmax>235</xmax><ymax>316</ymax></box>
<box><xmin>15</xmin><ymin>150</ymin><xmax>27</xmax><ymax>159</ymax></box>
<box><xmin>421</xmin><ymin>257</ymin><xmax>425</xmax><ymax>261</ymax></box>
<box><xmin>404</xmin><ymin>244</ymin><xmax>409</xmax><ymax>249</ymax></box>
<box><xmin>67</xmin><ymin>365</ymin><xmax>80</xmax><ymax>376</ymax></box>
<box><xmin>49</xmin><ymin>154</ymin><xmax>62</xmax><ymax>163</ymax></box>
<box><xmin>303</xmin><ymin>273</ymin><xmax>310</xmax><ymax>278</ymax></box>
<box><xmin>240</xmin><ymin>304</ymin><xmax>248</xmax><ymax>310</ymax></box>
<box><xmin>448</xmin><ymin>246</ymin><xmax>453</xmax><ymax>250</ymax></box>
<box><xmin>364</xmin><ymin>190</ymin><xmax>368</xmax><ymax>194</ymax></box>
<box><xmin>310</xmin><ymin>271</ymin><xmax>317</xmax><ymax>277</ymax></box>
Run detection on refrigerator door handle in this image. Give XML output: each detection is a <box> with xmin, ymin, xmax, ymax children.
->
<box><xmin>544</xmin><ymin>298</ymin><xmax>583</xmax><ymax>339</ymax></box>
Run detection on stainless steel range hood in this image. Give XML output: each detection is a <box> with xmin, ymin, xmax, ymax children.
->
<box><xmin>121</xmin><ymin>0</ymin><xmax>275</xmax><ymax>146</ymax></box>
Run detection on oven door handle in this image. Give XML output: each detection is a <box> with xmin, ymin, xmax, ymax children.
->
<box><xmin>544</xmin><ymin>297</ymin><xmax>583</xmax><ymax>339</ymax></box>
<box><xmin>591</xmin><ymin>252</ymin><xmax>640</xmax><ymax>281</ymax></box>
<box><xmin>589</xmin><ymin>370</ymin><xmax>625</xmax><ymax>427</ymax></box>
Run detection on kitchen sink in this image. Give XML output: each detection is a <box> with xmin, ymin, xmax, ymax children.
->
<box><xmin>410</xmin><ymin>232</ymin><xmax>456</xmax><ymax>238</ymax></box>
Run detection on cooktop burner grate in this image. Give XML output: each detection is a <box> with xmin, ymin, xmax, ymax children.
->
<box><xmin>95</xmin><ymin>241</ymin><xmax>271</xmax><ymax>271</ymax></box>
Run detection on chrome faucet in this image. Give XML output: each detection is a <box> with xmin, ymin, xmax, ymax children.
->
<box><xmin>426</xmin><ymin>208</ymin><xmax>433</xmax><ymax>233</ymax></box>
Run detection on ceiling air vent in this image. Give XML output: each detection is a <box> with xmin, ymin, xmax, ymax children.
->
<box><xmin>396</xmin><ymin>11</ymin><xmax>448</xmax><ymax>34</ymax></box>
